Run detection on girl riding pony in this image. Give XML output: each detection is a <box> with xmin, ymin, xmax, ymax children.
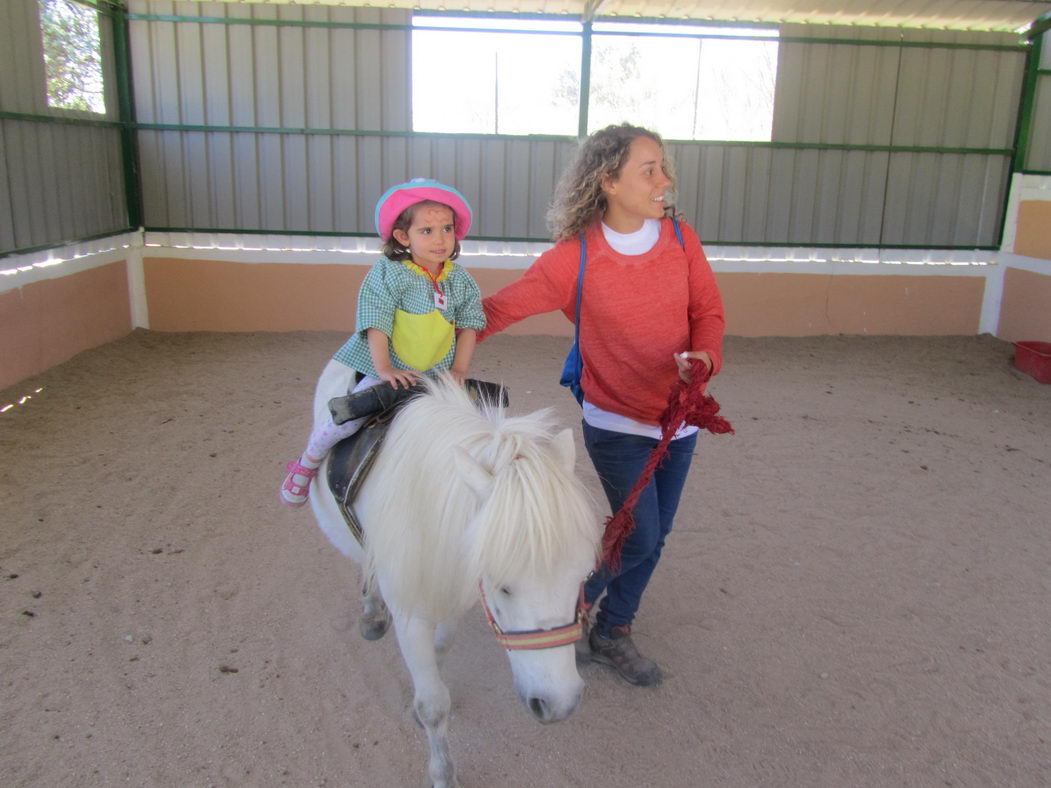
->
<box><xmin>281</xmin><ymin>179</ymin><xmax>485</xmax><ymax>507</ymax></box>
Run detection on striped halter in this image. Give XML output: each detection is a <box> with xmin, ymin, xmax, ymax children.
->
<box><xmin>478</xmin><ymin>583</ymin><xmax>585</xmax><ymax>651</ymax></box>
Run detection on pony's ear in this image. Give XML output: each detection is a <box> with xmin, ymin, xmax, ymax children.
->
<box><xmin>454</xmin><ymin>445</ymin><xmax>494</xmax><ymax>500</ymax></box>
<box><xmin>551</xmin><ymin>428</ymin><xmax>576</xmax><ymax>473</ymax></box>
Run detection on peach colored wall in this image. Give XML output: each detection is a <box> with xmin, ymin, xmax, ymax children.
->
<box><xmin>143</xmin><ymin>258</ymin><xmax>984</xmax><ymax>338</ymax></box>
<box><xmin>144</xmin><ymin>259</ymin><xmax>576</xmax><ymax>337</ymax></box>
<box><xmin>717</xmin><ymin>273</ymin><xmax>983</xmax><ymax>336</ymax></box>
<box><xmin>997</xmin><ymin>267</ymin><xmax>1051</xmax><ymax>343</ymax></box>
<box><xmin>1015</xmin><ymin>201</ymin><xmax>1051</xmax><ymax>261</ymax></box>
<box><xmin>145</xmin><ymin>258</ymin><xmax>367</xmax><ymax>332</ymax></box>
<box><xmin>0</xmin><ymin>261</ymin><xmax>132</xmax><ymax>391</ymax></box>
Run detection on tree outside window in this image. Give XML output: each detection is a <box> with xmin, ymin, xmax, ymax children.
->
<box><xmin>587</xmin><ymin>24</ymin><xmax>778</xmax><ymax>141</ymax></box>
<box><xmin>411</xmin><ymin>18</ymin><xmax>777</xmax><ymax>142</ymax></box>
<box><xmin>39</xmin><ymin>0</ymin><xmax>106</xmax><ymax>114</ymax></box>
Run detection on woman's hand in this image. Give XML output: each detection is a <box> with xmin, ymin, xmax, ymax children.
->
<box><xmin>375</xmin><ymin>366</ymin><xmax>420</xmax><ymax>389</ymax></box>
<box><xmin>674</xmin><ymin>351</ymin><xmax>712</xmax><ymax>382</ymax></box>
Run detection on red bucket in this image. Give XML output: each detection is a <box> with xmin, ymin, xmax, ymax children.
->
<box><xmin>1013</xmin><ymin>341</ymin><xmax>1051</xmax><ymax>384</ymax></box>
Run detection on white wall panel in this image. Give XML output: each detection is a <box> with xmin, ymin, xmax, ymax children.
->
<box><xmin>130</xmin><ymin>0</ymin><xmax>412</xmax><ymax>234</ymax></box>
<box><xmin>1</xmin><ymin>0</ymin><xmax>126</xmax><ymax>254</ymax></box>
<box><xmin>883</xmin><ymin>154</ymin><xmax>1009</xmax><ymax>246</ymax></box>
<box><xmin>671</xmin><ymin>145</ymin><xmax>891</xmax><ymax>245</ymax></box>
<box><xmin>775</xmin><ymin>25</ymin><xmax>903</xmax><ymax>145</ymax></box>
<box><xmin>0</xmin><ymin>119</ymin><xmax>126</xmax><ymax>251</ymax></box>
<box><xmin>892</xmin><ymin>45</ymin><xmax>1022</xmax><ymax>148</ymax></box>
<box><xmin>1028</xmin><ymin>79</ymin><xmax>1051</xmax><ymax>170</ymax></box>
<box><xmin>2</xmin><ymin>0</ymin><xmax>48</xmax><ymax>114</ymax></box>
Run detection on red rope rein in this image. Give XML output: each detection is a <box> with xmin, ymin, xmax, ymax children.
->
<box><xmin>601</xmin><ymin>360</ymin><xmax>734</xmax><ymax>571</ymax></box>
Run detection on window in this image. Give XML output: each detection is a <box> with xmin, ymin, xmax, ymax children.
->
<box><xmin>409</xmin><ymin>17</ymin><xmax>777</xmax><ymax>141</ymax></box>
<box><xmin>412</xmin><ymin>17</ymin><xmax>582</xmax><ymax>135</ymax></box>
<box><xmin>588</xmin><ymin>23</ymin><xmax>778</xmax><ymax>141</ymax></box>
<box><xmin>38</xmin><ymin>0</ymin><xmax>106</xmax><ymax>114</ymax></box>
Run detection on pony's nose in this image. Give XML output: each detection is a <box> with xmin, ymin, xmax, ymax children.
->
<box><xmin>528</xmin><ymin>696</ymin><xmax>552</xmax><ymax>723</ymax></box>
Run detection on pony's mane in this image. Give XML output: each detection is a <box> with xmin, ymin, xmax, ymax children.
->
<box><xmin>362</xmin><ymin>376</ymin><xmax>598</xmax><ymax>620</ymax></box>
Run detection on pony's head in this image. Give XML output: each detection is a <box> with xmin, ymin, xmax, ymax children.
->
<box><xmin>364</xmin><ymin>375</ymin><xmax>601</xmax><ymax>722</ymax></box>
<box><xmin>456</xmin><ymin>413</ymin><xmax>600</xmax><ymax>723</ymax></box>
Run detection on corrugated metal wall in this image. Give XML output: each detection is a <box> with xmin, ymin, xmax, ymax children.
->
<box><xmin>1027</xmin><ymin>31</ymin><xmax>1051</xmax><ymax>171</ymax></box>
<box><xmin>128</xmin><ymin>7</ymin><xmax>1028</xmax><ymax>247</ymax></box>
<box><xmin>682</xmin><ymin>24</ymin><xmax>1023</xmax><ymax>246</ymax></box>
<box><xmin>3</xmin><ymin>2</ymin><xmax>1036</xmax><ymax>254</ymax></box>
<box><xmin>130</xmin><ymin>0</ymin><xmax>415</xmax><ymax>233</ymax></box>
<box><xmin>0</xmin><ymin>0</ymin><xmax>127</xmax><ymax>255</ymax></box>
<box><xmin>129</xmin><ymin>1</ymin><xmax>584</xmax><ymax>239</ymax></box>
<box><xmin>767</xmin><ymin>25</ymin><xmax>1021</xmax><ymax>246</ymax></box>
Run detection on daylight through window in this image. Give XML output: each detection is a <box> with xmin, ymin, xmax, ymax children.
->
<box><xmin>588</xmin><ymin>23</ymin><xmax>778</xmax><ymax>141</ymax></box>
<box><xmin>38</xmin><ymin>0</ymin><xmax>106</xmax><ymax>114</ymax></box>
<box><xmin>412</xmin><ymin>17</ymin><xmax>582</xmax><ymax>135</ymax></box>
<box><xmin>411</xmin><ymin>17</ymin><xmax>778</xmax><ymax>141</ymax></box>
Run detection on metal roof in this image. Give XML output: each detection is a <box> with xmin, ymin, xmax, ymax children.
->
<box><xmin>186</xmin><ymin>0</ymin><xmax>1051</xmax><ymax>34</ymax></box>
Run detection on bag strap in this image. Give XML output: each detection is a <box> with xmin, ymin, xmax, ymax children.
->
<box><xmin>572</xmin><ymin>234</ymin><xmax>587</xmax><ymax>347</ymax></box>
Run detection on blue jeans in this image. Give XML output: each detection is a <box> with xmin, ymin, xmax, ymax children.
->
<box><xmin>582</xmin><ymin>421</ymin><xmax>697</xmax><ymax>637</ymax></box>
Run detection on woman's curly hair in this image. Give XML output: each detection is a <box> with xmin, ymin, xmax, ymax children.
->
<box><xmin>547</xmin><ymin>123</ymin><xmax>680</xmax><ymax>242</ymax></box>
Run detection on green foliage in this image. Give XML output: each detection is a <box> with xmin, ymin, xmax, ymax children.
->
<box><xmin>39</xmin><ymin>0</ymin><xmax>105</xmax><ymax>113</ymax></box>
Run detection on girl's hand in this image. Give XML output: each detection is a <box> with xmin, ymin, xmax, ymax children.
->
<box><xmin>674</xmin><ymin>351</ymin><xmax>712</xmax><ymax>382</ymax></box>
<box><xmin>449</xmin><ymin>367</ymin><xmax>469</xmax><ymax>387</ymax></box>
<box><xmin>375</xmin><ymin>366</ymin><xmax>420</xmax><ymax>389</ymax></box>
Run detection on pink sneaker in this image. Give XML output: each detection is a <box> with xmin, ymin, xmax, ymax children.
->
<box><xmin>281</xmin><ymin>459</ymin><xmax>318</xmax><ymax>507</ymax></box>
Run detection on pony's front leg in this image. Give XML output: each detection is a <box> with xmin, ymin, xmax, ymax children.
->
<box><xmin>433</xmin><ymin>618</ymin><xmax>459</xmax><ymax>666</ymax></box>
<box><xmin>394</xmin><ymin>615</ymin><xmax>458</xmax><ymax>788</ymax></box>
<box><xmin>359</xmin><ymin>582</ymin><xmax>391</xmax><ymax>641</ymax></box>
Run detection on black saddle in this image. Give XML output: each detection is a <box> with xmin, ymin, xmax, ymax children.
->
<box><xmin>325</xmin><ymin>379</ymin><xmax>509</xmax><ymax>544</ymax></box>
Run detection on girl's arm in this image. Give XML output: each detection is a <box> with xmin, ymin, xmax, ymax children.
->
<box><xmin>367</xmin><ymin>327</ymin><xmax>419</xmax><ymax>389</ymax></box>
<box><xmin>449</xmin><ymin>329</ymin><xmax>477</xmax><ymax>385</ymax></box>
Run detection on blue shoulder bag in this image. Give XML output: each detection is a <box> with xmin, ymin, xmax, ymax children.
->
<box><xmin>559</xmin><ymin>219</ymin><xmax>685</xmax><ymax>405</ymax></box>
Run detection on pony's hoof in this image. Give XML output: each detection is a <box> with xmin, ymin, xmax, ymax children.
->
<box><xmin>359</xmin><ymin>612</ymin><xmax>391</xmax><ymax>641</ymax></box>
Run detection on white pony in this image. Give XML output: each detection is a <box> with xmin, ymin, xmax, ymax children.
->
<box><xmin>309</xmin><ymin>361</ymin><xmax>600</xmax><ymax>788</ymax></box>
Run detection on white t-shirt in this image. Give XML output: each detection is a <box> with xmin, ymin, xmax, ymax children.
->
<box><xmin>582</xmin><ymin>221</ymin><xmax>698</xmax><ymax>440</ymax></box>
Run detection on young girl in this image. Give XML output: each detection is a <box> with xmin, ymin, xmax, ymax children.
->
<box><xmin>479</xmin><ymin>124</ymin><xmax>725</xmax><ymax>686</ymax></box>
<box><xmin>281</xmin><ymin>178</ymin><xmax>486</xmax><ymax>507</ymax></box>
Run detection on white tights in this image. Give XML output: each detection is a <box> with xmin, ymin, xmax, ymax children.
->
<box><xmin>301</xmin><ymin>374</ymin><xmax>380</xmax><ymax>465</ymax></box>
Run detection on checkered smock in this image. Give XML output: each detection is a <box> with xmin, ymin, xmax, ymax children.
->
<box><xmin>332</xmin><ymin>257</ymin><xmax>486</xmax><ymax>376</ymax></box>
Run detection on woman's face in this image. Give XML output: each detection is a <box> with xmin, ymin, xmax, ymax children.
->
<box><xmin>601</xmin><ymin>135</ymin><xmax>672</xmax><ymax>232</ymax></box>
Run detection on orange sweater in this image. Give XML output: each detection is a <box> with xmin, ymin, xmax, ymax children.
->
<box><xmin>480</xmin><ymin>219</ymin><xmax>725</xmax><ymax>425</ymax></box>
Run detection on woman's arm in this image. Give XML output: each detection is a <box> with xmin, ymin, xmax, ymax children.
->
<box><xmin>479</xmin><ymin>242</ymin><xmax>578</xmax><ymax>342</ymax></box>
<box><xmin>681</xmin><ymin>224</ymin><xmax>726</xmax><ymax>377</ymax></box>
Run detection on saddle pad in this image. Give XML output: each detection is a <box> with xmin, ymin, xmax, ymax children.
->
<box><xmin>326</xmin><ymin>419</ymin><xmax>390</xmax><ymax>545</ymax></box>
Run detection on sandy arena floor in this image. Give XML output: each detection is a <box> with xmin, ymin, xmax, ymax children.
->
<box><xmin>2</xmin><ymin>330</ymin><xmax>1049</xmax><ymax>787</ymax></box>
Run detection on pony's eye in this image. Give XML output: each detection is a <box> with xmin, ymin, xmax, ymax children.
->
<box><xmin>499</xmin><ymin>586</ymin><xmax>512</xmax><ymax>596</ymax></box>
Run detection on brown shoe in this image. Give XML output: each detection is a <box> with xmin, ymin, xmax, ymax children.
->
<box><xmin>588</xmin><ymin>626</ymin><xmax>662</xmax><ymax>686</ymax></box>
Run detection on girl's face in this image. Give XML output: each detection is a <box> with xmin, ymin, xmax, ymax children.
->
<box><xmin>600</xmin><ymin>135</ymin><xmax>672</xmax><ymax>233</ymax></box>
<box><xmin>393</xmin><ymin>203</ymin><xmax>456</xmax><ymax>271</ymax></box>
